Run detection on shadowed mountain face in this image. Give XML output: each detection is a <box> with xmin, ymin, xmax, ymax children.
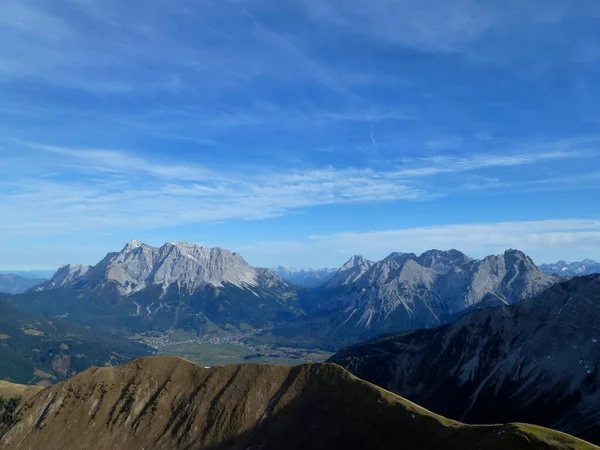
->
<box><xmin>0</xmin><ymin>357</ymin><xmax>596</xmax><ymax>450</ymax></box>
<box><xmin>0</xmin><ymin>274</ymin><xmax>46</xmax><ymax>294</ymax></box>
<box><xmin>262</xmin><ymin>249</ymin><xmax>556</xmax><ymax>350</ymax></box>
<box><xmin>330</xmin><ymin>274</ymin><xmax>600</xmax><ymax>444</ymax></box>
<box><xmin>0</xmin><ymin>297</ymin><xmax>151</xmax><ymax>384</ymax></box>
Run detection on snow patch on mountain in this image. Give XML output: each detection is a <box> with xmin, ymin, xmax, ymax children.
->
<box><xmin>539</xmin><ymin>259</ymin><xmax>600</xmax><ymax>276</ymax></box>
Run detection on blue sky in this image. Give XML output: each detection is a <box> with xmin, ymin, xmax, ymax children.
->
<box><xmin>1</xmin><ymin>0</ymin><xmax>600</xmax><ymax>270</ymax></box>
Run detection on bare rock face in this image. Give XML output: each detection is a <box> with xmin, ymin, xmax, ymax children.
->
<box><xmin>1</xmin><ymin>356</ymin><xmax>595</xmax><ymax>450</ymax></box>
<box><xmin>37</xmin><ymin>241</ymin><xmax>265</xmax><ymax>296</ymax></box>
<box><xmin>34</xmin><ymin>264</ymin><xmax>90</xmax><ymax>291</ymax></box>
<box><xmin>331</xmin><ymin>274</ymin><xmax>600</xmax><ymax>445</ymax></box>
<box><xmin>321</xmin><ymin>249</ymin><xmax>555</xmax><ymax>335</ymax></box>
<box><xmin>325</xmin><ymin>255</ymin><xmax>375</xmax><ymax>289</ymax></box>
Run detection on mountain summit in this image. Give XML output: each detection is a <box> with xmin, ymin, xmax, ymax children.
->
<box><xmin>37</xmin><ymin>240</ymin><xmax>264</xmax><ymax>295</ymax></box>
<box><xmin>326</xmin><ymin>255</ymin><xmax>374</xmax><ymax>289</ymax></box>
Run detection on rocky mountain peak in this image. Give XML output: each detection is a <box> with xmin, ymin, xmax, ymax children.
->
<box><xmin>503</xmin><ymin>248</ymin><xmax>531</xmax><ymax>260</ymax></box>
<box><xmin>35</xmin><ymin>264</ymin><xmax>91</xmax><ymax>291</ymax></box>
<box><xmin>316</xmin><ymin>248</ymin><xmax>556</xmax><ymax>343</ymax></box>
<box><xmin>383</xmin><ymin>252</ymin><xmax>418</xmax><ymax>265</ymax></box>
<box><xmin>103</xmin><ymin>241</ymin><xmax>259</xmax><ymax>294</ymax></box>
<box><xmin>122</xmin><ymin>239</ymin><xmax>144</xmax><ymax>252</ymax></box>
<box><xmin>33</xmin><ymin>241</ymin><xmax>267</xmax><ymax>295</ymax></box>
<box><xmin>417</xmin><ymin>249</ymin><xmax>471</xmax><ymax>269</ymax></box>
<box><xmin>326</xmin><ymin>255</ymin><xmax>374</xmax><ymax>289</ymax></box>
<box><xmin>341</xmin><ymin>255</ymin><xmax>368</xmax><ymax>270</ymax></box>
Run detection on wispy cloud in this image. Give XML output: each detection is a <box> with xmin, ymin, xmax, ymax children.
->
<box><xmin>297</xmin><ymin>0</ymin><xmax>571</xmax><ymax>54</ymax></box>
<box><xmin>0</xmin><ymin>142</ymin><xmax>422</xmax><ymax>235</ymax></box>
<box><xmin>0</xmin><ymin>139</ymin><xmax>596</xmax><ymax>237</ymax></box>
<box><xmin>17</xmin><ymin>140</ymin><xmax>218</xmax><ymax>181</ymax></box>
<box><xmin>396</xmin><ymin>149</ymin><xmax>597</xmax><ymax>177</ymax></box>
<box><xmin>235</xmin><ymin>219</ymin><xmax>600</xmax><ymax>267</ymax></box>
<box><xmin>0</xmin><ymin>2</ymin><xmax>73</xmax><ymax>41</ymax></box>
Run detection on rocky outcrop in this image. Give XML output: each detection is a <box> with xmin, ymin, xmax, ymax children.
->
<box><xmin>325</xmin><ymin>255</ymin><xmax>374</xmax><ymax>289</ymax></box>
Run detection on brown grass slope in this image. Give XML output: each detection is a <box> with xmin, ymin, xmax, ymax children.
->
<box><xmin>0</xmin><ymin>356</ymin><xmax>596</xmax><ymax>450</ymax></box>
<box><xmin>0</xmin><ymin>381</ymin><xmax>43</xmax><ymax>402</ymax></box>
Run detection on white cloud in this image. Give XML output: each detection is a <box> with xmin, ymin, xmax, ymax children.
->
<box><xmin>17</xmin><ymin>140</ymin><xmax>219</xmax><ymax>181</ymax></box>
<box><xmin>235</xmin><ymin>219</ymin><xmax>600</xmax><ymax>267</ymax></box>
<box><xmin>0</xmin><ymin>139</ymin><xmax>597</xmax><ymax>239</ymax></box>
<box><xmin>395</xmin><ymin>148</ymin><xmax>597</xmax><ymax>178</ymax></box>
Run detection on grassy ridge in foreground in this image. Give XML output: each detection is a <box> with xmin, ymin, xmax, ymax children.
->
<box><xmin>0</xmin><ymin>356</ymin><xmax>597</xmax><ymax>450</ymax></box>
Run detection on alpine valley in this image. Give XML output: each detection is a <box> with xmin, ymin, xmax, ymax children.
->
<box><xmin>8</xmin><ymin>242</ymin><xmax>556</xmax><ymax>351</ymax></box>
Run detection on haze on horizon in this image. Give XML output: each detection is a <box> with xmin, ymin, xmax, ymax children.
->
<box><xmin>1</xmin><ymin>0</ymin><xmax>599</xmax><ymax>269</ymax></box>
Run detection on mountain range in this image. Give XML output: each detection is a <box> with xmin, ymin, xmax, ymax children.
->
<box><xmin>540</xmin><ymin>259</ymin><xmax>600</xmax><ymax>277</ymax></box>
<box><xmin>0</xmin><ymin>356</ymin><xmax>596</xmax><ymax>449</ymax></box>
<box><xmin>1</xmin><ymin>240</ymin><xmax>599</xmax><ymax>448</ymax></box>
<box><xmin>4</xmin><ymin>242</ymin><xmax>559</xmax><ymax>352</ymax></box>
<box><xmin>272</xmin><ymin>266</ymin><xmax>337</xmax><ymax>287</ymax></box>
<box><xmin>330</xmin><ymin>274</ymin><xmax>600</xmax><ymax>444</ymax></box>
<box><xmin>0</xmin><ymin>274</ymin><xmax>46</xmax><ymax>294</ymax></box>
<box><xmin>0</xmin><ymin>270</ymin><xmax>55</xmax><ymax>280</ymax></box>
<box><xmin>261</xmin><ymin>249</ymin><xmax>556</xmax><ymax>349</ymax></box>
